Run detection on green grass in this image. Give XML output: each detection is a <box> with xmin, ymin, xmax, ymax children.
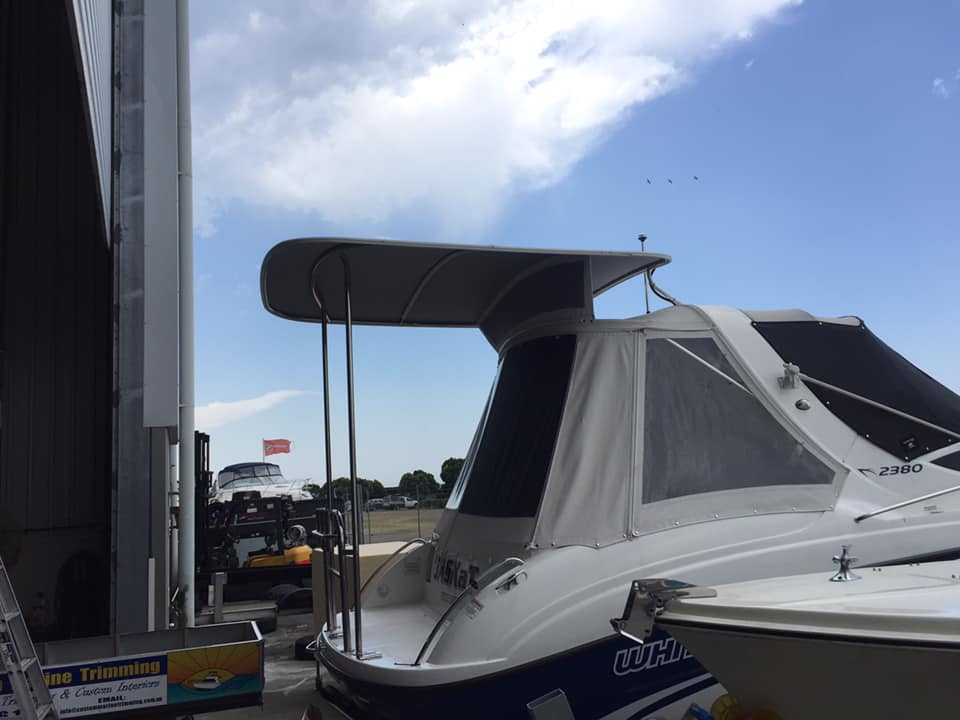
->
<box><xmin>361</xmin><ymin>508</ymin><xmax>444</xmax><ymax>543</ymax></box>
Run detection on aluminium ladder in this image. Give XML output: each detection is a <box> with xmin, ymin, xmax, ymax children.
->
<box><xmin>0</xmin><ymin>553</ymin><xmax>57</xmax><ymax>719</ymax></box>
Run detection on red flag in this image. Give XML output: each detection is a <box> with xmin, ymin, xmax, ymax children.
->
<box><xmin>263</xmin><ymin>438</ymin><xmax>292</xmax><ymax>456</ymax></box>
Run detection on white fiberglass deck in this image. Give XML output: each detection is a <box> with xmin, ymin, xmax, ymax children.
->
<box><xmin>662</xmin><ymin>559</ymin><xmax>960</xmax><ymax>643</ymax></box>
<box><xmin>328</xmin><ymin>603</ymin><xmax>440</xmax><ymax>665</ymax></box>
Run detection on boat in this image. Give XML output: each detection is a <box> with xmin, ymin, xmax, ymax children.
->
<box><xmin>260</xmin><ymin>237</ymin><xmax>960</xmax><ymax>719</ymax></box>
<box><xmin>213</xmin><ymin>461</ymin><xmax>313</xmax><ymax>502</ymax></box>
<box><xmin>613</xmin><ymin>553</ymin><xmax>960</xmax><ymax>720</ymax></box>
<box><xmin>193</xmin><ymin>671</ymin><xmax>224</xmax><ymax>691</ymax></box>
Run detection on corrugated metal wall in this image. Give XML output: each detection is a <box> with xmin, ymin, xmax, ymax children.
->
<box><xmin>69</xmin><ymin>0</ymin><xmax>113</xmax><ymax>234</ymax></box>
<box><xmin>0</xmin><ymin>0</ymin><xmax>112</xmax><ymax>639</ymax></box>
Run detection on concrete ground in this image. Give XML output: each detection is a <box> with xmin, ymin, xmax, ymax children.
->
<box><xmin>197</xmin><ymin>612</ymin><xmax>348</xmax><ymax>720</ymax></box>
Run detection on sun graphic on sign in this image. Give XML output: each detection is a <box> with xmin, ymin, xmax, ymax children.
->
<box><xmin>167</xmin><ymin>644</ymin><xmax>260</xmax><ymax>690</ymax></box>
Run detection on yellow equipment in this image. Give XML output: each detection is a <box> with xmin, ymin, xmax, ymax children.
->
<box><xmin>243</xmin><ymin>544</ymin><xmax>312</xmax><ymax>568</ymax></box>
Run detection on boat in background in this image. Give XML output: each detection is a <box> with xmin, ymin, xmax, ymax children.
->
<box><xmin>259</xmin><ymin>237</ymin><xmax>960</xmax><ymax>719</ymax></box>
<box><xmin>213</xmin><ymin>461</ymin><xmax>313</xmax><ymax>502</ymax></box>
<box><xmin>614</xmin><ymin>552</ymin><xmax>960</xmax><ymax>720</ymax></box>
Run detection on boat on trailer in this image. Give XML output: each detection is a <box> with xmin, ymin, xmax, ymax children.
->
<box><xmin>260</xmin><ymin>237</ymin><xmax>960</xmax><ymax>720</ymax></box>
<box><xmin>613</xmin><ymin>554</ymin><xmax>960</xmax><ymax>720</ymax></box>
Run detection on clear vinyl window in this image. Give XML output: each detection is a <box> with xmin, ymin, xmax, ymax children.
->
<box><xmin>642</xmin><ymin>337</ymin><xmax>833</xmax><ymax>503</ymax></box>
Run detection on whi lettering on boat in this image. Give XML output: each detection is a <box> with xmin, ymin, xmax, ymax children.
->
<box><xmin>613</xmin><ymin>636</ymin><xmax>691</xmax><ymax>676</ymax></box>
<box><xmin>431</xmin><ymin>552</ymin><xmax>480</xmax><ymax>591</ymax></box>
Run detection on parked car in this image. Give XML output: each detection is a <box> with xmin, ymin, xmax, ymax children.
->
<box><xmin>383</xmin><ymin>495</ymin><xmax>418</xmax><ymax>510</ymax></box>
<box><xmin>365</xmin><ymin>498</ymin><xmax>386</xmax><ymax>511</ymax></box>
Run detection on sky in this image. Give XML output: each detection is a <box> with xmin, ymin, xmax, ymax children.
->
<box><xmin>189</xmin><ymin>0</ymin><xmax>960</xmax><ymax>487</ymax></box>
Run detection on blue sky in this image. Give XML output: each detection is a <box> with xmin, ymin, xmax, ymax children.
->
<box><xmin>189</xmin><ymin>1</ymin><xmax>959</xmax><ymax>486</ymax></box>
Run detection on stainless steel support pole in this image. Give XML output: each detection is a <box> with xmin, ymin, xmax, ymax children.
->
<box><xmin>321</xmin><ymin>313</ymin><xmax>337</xmax><ymax>633</ymax></box>
<box><xmin>337</xmin><ymin>515</ymin><xmax>351</xmax><ymax>653</ymax></box>
<box><xmin>342</xmin><ymin>255</ymin><xmax>364</xmax><ymax>658</ymax></box>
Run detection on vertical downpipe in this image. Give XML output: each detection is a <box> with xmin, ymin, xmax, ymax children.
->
<box><xmin>169</xmin><ymin>444</ymin><xmax>179</xmax><ymax>594</ymax></box>
<box><xmin>175</xmin><ymin>0</ymin><xmax>196</xmax><ymax>627</ymax></box>
<box><xmin>342</xmin><ymin>255</ymin><xmax>364</xmax><ymax>657</ymax></box>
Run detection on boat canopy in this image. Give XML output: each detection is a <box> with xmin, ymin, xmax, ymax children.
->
<box><xmin>217</xmin><ymin>462</ymin><xmax>283</xmax><ymax>487</ymax></box>
<box><xmin>440</xmin><ymin>307</ymin><xmax>842</xmax><ymax>550</ymax></box>
<box><xmin>260</xmin><ymin>238</ymin><xmax>670</xmax><ymax>349</ymax></box>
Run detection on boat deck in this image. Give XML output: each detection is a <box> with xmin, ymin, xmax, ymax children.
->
<box><xmin>327</xmin><ymin>602</ymin><xmax>440</xmax><ymax>665</ymax></box>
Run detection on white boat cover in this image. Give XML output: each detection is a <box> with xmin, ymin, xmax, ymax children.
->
<box><xmin>259</xmin><ymin>238</ymin><xmax>669</xmax><ymax>348</ymax></box>
<box><xmin>531</xmin><ymin>312</ymin><xmax>839</xmax><ymax>549</ymax></box>
<box><xmin>534</xmin><ymin>331</ymin><xmax>639</xmax><ymax>548</ymax></box>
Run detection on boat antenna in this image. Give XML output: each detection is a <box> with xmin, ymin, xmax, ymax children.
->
<box><xmin>638</xmin><ymin>233</ymin><xmax>651</xmax><ymax>314</ymax></box>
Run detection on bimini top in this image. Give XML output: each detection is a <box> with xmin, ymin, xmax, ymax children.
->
<box><xmin>260</xmin><ymin>237</ymin><xmax>670</xmax><ymax>349</ymax></box>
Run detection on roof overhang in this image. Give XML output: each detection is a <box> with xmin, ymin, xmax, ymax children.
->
<box><xmin>260</xmin><ymin>238</ymin><xmax>670</xmax><ymax>349</ymax></box>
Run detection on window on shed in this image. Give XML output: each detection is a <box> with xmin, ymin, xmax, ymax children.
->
<box><xmin>642</xmin><ymin>338</ymin><xmax>833</xmax><ymax>503</ymax></box>
<box><xmin>459</xmin><ymin>334</ymin><xmax>576</xmax><ymax>517</ymax></box>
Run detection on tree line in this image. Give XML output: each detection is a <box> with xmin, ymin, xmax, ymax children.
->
<box><xmin>304</xmin><ymin>456</ymin><xmax>465</xmax><ymax>503</ymax></box>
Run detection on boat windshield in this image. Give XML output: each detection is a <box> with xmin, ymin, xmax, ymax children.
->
<box><xmin>753</xmin><ymin>319</ymin><xmax>960</xmax><ymax>461</ymax></box>
<box><xmin>453</xmin><ymin>334</ymin><xmax>577</xmax><ymax>518</ymax></box>
<box><xmin>223</xmin><ymin>474</ymin><xmax>286</xmax><ymax>489</ymax></box>
<box><xmin>219</xmin><ymin>463</ymin><xmax>285</xmax><ymax>488</ymax></box>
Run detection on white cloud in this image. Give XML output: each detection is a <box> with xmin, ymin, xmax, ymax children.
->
<box><xmin>191</xmin><ymin>0</ymin><xmax>801</xmax><ymax>235</ymax></box>
<box><xmin>745</xmin><ymin>58</ymin><xmax>755</xmax><ymax>70</ymax></box>
<box><xmin>196</xmin><ymin>390</ymin><xmax>305</xmax><ymax>430</ymax></box>
<box><xmin>933</xmin><ymin>77</ymin><xmax>950</xmax><ymax>99</ymax></box>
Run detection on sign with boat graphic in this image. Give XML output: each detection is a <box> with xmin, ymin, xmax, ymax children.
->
<box><xmin>166</xmin><ymin>643</ymin><xmax>263</xmax><ymax>704</ymax></box>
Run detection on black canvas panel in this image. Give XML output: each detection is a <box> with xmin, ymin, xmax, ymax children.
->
<box><xmin>933</xmin><ymin>451</ymin><xmax>960</xmax><ymax>471</ymax></box>
<box><xmin>754</xmin><ymin>321</ymin><xmax>960</xmax><ymax>460</ymax></box>
<box><xmin>460</xmin><ymin>334</ymin><xmax>576</xmax><ymax>518</ymax></box>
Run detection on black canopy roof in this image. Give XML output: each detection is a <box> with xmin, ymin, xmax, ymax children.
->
<box><xmin>260</xmin><ymin>238</ymin><xmax>669</xmax><ymax>348</ymax></box>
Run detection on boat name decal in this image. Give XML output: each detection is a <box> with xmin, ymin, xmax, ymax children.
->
<box><xmin>431</xmin><ymin>552</ymin><xmax>480</xmax><ymax>591</ymax></box>
<box><xmin>613</xmin><ymin>636</ymin><xmax>691</xmax><ymax>676</ymax></box>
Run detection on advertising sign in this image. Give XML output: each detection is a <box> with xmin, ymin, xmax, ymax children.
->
<box><xmin>0</xmin><ymin>656</ymin><xmax>166</xmax><ymax>718</ymax></box>
<box><xmin>0</xmin><ymin>640</ymin><xmax>261</xmax><ymax>718</ymax></box>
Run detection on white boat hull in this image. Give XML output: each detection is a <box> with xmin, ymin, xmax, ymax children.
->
<box><xmin>663</xmin><ymin>621</ymin><xmax>960</xmax><ymax>720</ymax></box>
